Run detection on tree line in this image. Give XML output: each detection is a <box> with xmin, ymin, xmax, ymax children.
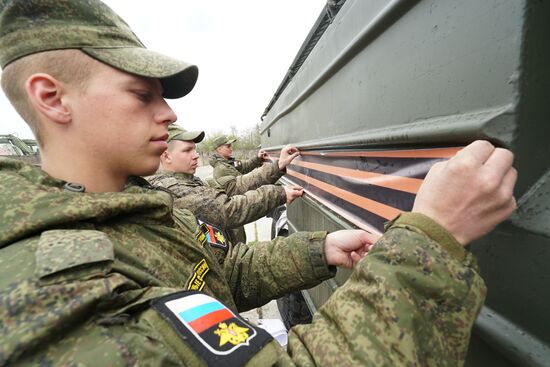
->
<box><xmin>197</xmin><ymin>124</ymin><xmax>261</xmax><ymax>155</ymax></box>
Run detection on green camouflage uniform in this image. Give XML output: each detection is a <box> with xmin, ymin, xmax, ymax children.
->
<box><xmin>0</xmin><ymin>159</ymin><xmax>486</xmax><ymax>366</ymax></box>
<box><xmin>209</xmin><ymin>153</ymin><xmax>263</xmax><ymax>182</ymax></box>
<box><xmin>207</xmin><ymin>160</ymin><xmax>284</xmax><ymax>195</ymax></box>
<box><xmin>0</xmin><ymin>1</ymin><xmax>486</xmax><ymax>365</ymax></box>
<box><xmin>148</xmin><ymin>161</ymin><xmax>286</xmax><ymax>251</ymax></box>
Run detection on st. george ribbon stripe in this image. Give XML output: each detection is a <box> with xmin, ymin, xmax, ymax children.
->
<box><xmin>268</xmin><ymin>147</ymin><xmax>461</xmax><ymax>232</ymax></box>
<box><xmin>298</xmin><ymin>153</ymin><xmax>446</xmax><ymax>179</ymax></box>
<box><xmin>287</xmin><ymin>169</ymin><xmax>401</xmax><ymax>219</ymax></box>
<box><xmin>288</xmin><ymin>164</ymin><xmax>416</xmax><ymax>210</ymax></box>
<box><xmin>292</xmin><ymin>159</ymin><xmax>423</xmax><ymax>193</ymax></box>
<box><xmin>300</xmin><ymin>147</ymin><xmax>460</xmax><ymax>158</ymax></box>
<box><xmin>286</xmin><ymin>172</ymin><xmax>389</xmax><ymax>231</ymax></box>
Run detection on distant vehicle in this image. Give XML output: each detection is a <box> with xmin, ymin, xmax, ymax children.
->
<box><xmin>261</xmin><ymin>0</ymin><xmax>549</xmax><ymax>366</ymax></box>
<box><xmin>22</xmin><ymin>139</ymin><xmax>39</xmax><ymax>154</ymax></box>
<box><xmin>0</xmin><ymin>134</ymin><xmax>40</xmax><ymax>165</ymax></box>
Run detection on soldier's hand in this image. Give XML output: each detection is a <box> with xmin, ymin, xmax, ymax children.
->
<box><xmin>412</xmin><ymin>140</ymin><xmax>517</xmax><ymax>245</ymax></box>
<box><xmin>258</xmin><ymin>150</ymin><xmax>269</xmax><ymax>160</ymax></box>
<box><xmin>278</xmin><ymin>145</ymin><xmax>300</xmax><ymax>170</ymax></box>
<box><xmin>284</xmin><ymin>185</ymin><xmax>304</xmax><ymax>204</ymax></box>
<box><xmin>324</xmin><ymin>230</ymin><xmax>381</xmax><ymax>269</ymax></box>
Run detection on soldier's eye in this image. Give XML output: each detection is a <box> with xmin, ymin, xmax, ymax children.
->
<box><xmin>133</xmin><ymin>90</ymin><xmax>152</xmax><ymax>103</ymax></box>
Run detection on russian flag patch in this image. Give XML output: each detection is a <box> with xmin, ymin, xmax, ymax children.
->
<box><xmin>152</xmin><ymin>291</ymin><xmax>273</xmax><ymax>366</ymax></box>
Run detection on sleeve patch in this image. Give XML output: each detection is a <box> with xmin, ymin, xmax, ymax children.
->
<box><xmin>187</xmin><ymin>258</ymin><xmax>210</xmax><ymax>291</ymax></box>
<box><xmin>196</xmin><ymin>219</ymin><xmax>229</xmax><ymax>253</ymax></box>
<box><xmin>151</xmin><ymin>291</ymin><xmax>273</xmax><ymax>367</ymax></box>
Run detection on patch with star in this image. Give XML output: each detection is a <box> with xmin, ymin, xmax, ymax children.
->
<box><xmin>151</xmin><ymin>291</ymin><xmax>273</xmax><ymax>367</ymax></box>
<box><xmin>196</xmin><ymin>219</ymin><xmax>229</xmax><ymax>252</ymax></box>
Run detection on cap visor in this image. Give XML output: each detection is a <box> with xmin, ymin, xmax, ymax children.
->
<box><xmin>191</xmin><ymin>131</ymin><xmax>205</xmax><ymax>143</ymax></box>
<box><xmin>82</xmin><ymin>47</ymin><xmax>198</xmax><ymax>99</ymax></box>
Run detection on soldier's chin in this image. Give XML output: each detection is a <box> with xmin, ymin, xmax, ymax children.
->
<box><xmin>135</xmin><ymin>160</ymin><xmax>161</xmax><ymax>177</ymax></box>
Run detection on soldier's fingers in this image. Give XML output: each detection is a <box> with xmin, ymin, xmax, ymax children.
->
<box><xmin>350</xmin><ymin>251</ymin><xmax>362</xmax><ymax>267</ymax></box>
<box><xmin>500</xmin><ymin>167</ymin><xmax>518</xmax><ymax>200</ymax></box>
<box><xmin>288</xmin><ymin>151</ymin><xmax>300</xmax><ymax>160</ymax></box>
<box><xmin>367</xmin><ymin>231</ymin><xmax>382</xmax><ymax>244</ymax></box>
<box><xmin>356</xmin><ymin>230</ymin><xmax>381</xmax><ymax>246</ymax></box>
<box><xmin>358</xmin><ymin>243</ymin><xmax>371</xmax><ymax>256</ymax></box>
<box><xmin>483</xmin><ymin>148</ymin><xmax>514</xmax><ymax>180</ymax></box>
<box><xmin>455</xmin><ymin>140</ymin><xmax>495</xmax><ymax>166</ymax></box>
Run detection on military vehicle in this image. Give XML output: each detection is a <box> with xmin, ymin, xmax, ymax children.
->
<box><xmin>22</xmin><ymin>138</ymin><xmax>39</xmax><ymax>154</ymax></box>
<box><xmin>260</xmin><ymin>0</ymin><xmax>549</xmax><ymax>366</ymax></box>
<box><xmin>0</xmin><ymin>134</ymin><xmax>40</xmax><ymax>165</ymax></box>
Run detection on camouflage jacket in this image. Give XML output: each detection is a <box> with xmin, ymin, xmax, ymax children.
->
<box><xmin>0</xmin><ymin>158</ymin><xmax>486</xmax><ymax>366</ymax></box>
<box><xmin>207</xmin><ymin>160</ymin><xmax>286</xmax><ymax>195</ymax></box>
<box><xmin>209</xmin><ymin>153</ymin><xmax>263</xmax><ymax>180</ymax></box>
<box><xmin>147</xmin><ymin>169</ymin><xmax>285</xmax><ymax>252</ymax></box>
<box><xmin>203</xmin><ymin>160</ymin><xmax>286</xmax><ymax>245</ymax></box>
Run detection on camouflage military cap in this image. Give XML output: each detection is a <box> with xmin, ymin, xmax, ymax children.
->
<box><xmin>168</xmin><ymin>124</ymin><xmax>205</xmax><ymax>143</ymax></box>
<box><xmin>0</xmin><ymin>0</ymin><xmax>198</xmax><ymax>99</ymax></box>
<box><xmin>213</xmin><ymin>135</ymin><xmax>237</xmax><ymax>148</ymax></box>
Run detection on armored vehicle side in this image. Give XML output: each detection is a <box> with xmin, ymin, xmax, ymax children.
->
<box><xmin>260</xmin><ymin>1</ymin><xmax>550</xmax><ymax>365</ymax></box>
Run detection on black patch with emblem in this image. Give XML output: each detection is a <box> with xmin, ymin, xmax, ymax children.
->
<box><xmin>195</xmin><ymin>219</ymin><xmax>229</xmax><ymax>253</ymax></box>
<box><xmin>151</xmin><ymin>291</ymin><xmax>273</xmax><ymax>367</ymax></box>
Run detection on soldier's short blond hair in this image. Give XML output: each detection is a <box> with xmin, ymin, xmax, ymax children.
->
<box><xmin>1</xmin><ymin>50</ymin><xmax>95</xmax><ymax>145</ymax></box>
<box><xmin>166</xmin><ymin>140</ymin><xmax>178</xmax><ymax>152</ymax></box>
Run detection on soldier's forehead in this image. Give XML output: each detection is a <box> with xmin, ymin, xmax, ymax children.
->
<box><xmin>175</xmin><ymin>140</ymin><xmax>196</xmax><ymax>148</ymax></box>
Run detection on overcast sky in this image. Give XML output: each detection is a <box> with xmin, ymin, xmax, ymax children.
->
<box><xmin>0</xmin><ymin>0</ymin><xmax>327</xmax><ymax>139</ymax></box>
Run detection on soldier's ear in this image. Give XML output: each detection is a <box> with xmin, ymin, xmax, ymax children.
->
<box><xmin>25</xmin><ymin>73</ymin><xmax>71</xmax><ymax>125</ymax></box>
<box><xmin>161</xmin><ymin>150</ymin><xmax>172</xmax><ymax>164</ymax></box>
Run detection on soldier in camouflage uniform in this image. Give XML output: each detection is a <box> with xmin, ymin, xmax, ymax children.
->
<box><xmin>148</xmin><ymin>124</ymin><xmax>302</xmax><ymax>249</ymax></box>
<box><xmin>209</xmin><ymin>134</ymin><xmax>267</xmax><ymax>182</ymax></box>
<box><xmin>0</xmin><ymin>0</ymin><xmax>518</xmax><ymax>366</ymax></box>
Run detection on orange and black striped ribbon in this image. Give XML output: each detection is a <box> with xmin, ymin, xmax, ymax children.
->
<box><xmin>268</xmin><ymin>147</ymin><xmax>461</xmax><ymax>233</ymax></box>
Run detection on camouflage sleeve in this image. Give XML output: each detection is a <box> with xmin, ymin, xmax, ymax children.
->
<box><xmin>150</xmin><ymin>175</ymin><xmax>191</xmax><ymax>197</ymax></box>
<box><xmin>173</xmin><ymin>183</ymin><xmax>286</xmax><ymax>229</ymax></box>
<box><xmin>213</xmin><ymin>162</ymin><xmax>240</xmax><ymax>180</ymax></box>
<box><xmin>216</xmin><ymin>162</ymin><xmax>284</xmax><ymax>196</ymax></box>
<box><xmin>223</xmin><ymin>231</ymin><xmax>336</xmax><ymax>312</ymax></box>
<box><xmin>237</xmin><ymin>156</ymin><xmax>263</xmax><ymax>175</ymax></box>
<box><xmin>283</xmin><ymin>212</ymin><xmax>486</xmax><ymax>367</ymax></box>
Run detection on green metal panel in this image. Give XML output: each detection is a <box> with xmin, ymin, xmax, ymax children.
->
<box><xmin>262</xmin><ymin>0</ymin><xmax>550</xmax><ymax>365</ymax></box>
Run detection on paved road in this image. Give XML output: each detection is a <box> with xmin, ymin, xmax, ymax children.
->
<box><xmin>195</xmin><ymin>164</ymin><xmax>284</xmax><ymax>326</ymax></box>
<box><xmin>241</xmin><ymin>216</ymin><xmax>283</xmax><ymax>322</ymax></box>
